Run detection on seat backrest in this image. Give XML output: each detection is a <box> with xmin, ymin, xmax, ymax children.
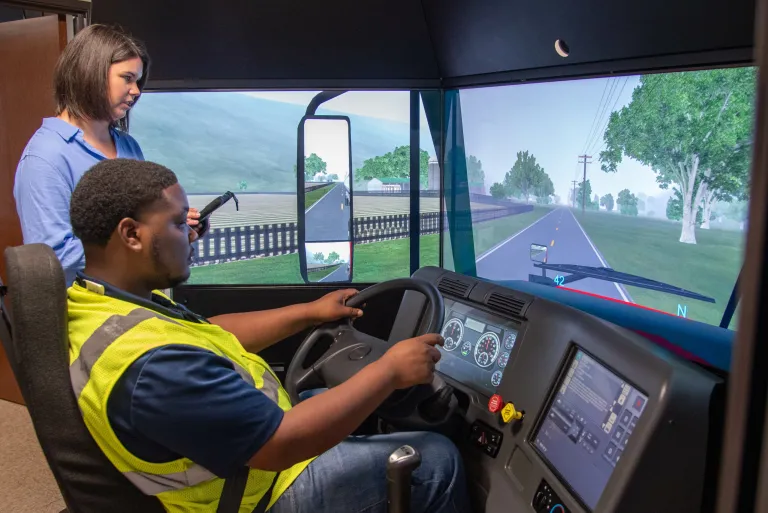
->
<box><xmin>0</xmin><ymin>276</ymin><xmax>18</xmax><ymax>378</ymax></box>
<box><xmin>4</xmin><ymin>244</ymin><xmax>164</xmax><ymax>513</ymax></box>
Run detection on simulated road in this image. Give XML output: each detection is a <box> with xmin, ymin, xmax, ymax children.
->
<box><xmin>475</xmin><ymin>207</ymin><xmax>632</xmax><ymax>302</ymax></box>
<box><xmin>319</xmin><ymin>264</ymin><xmax>350</xmax><ymax>282</ymax></box>
<box><xmin>306</xmin><ymin>184</ymin><xmax>350</xmax><ymax>242</ymax></box>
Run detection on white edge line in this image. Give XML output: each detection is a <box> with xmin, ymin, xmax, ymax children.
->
<box><xmin>318</xmin><ymin>264</ymin><xmax>343</xmax><ymax>282</ymax></box>
<box><xmin>476</xmin><ymin>207</ymin><xmax>561</xmax><ymax>262</ymax></box>
<box><xmin>567</xmin><ymin>209</ymin><xmax>633</xmax><ymax>303</ymax></box>
<box><xmin>305</xmin><ymin>183</ymin><xmax>340</xmax><ymax>214</ymax></box>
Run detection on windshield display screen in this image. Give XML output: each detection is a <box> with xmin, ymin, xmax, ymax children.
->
<box><xmin>458</xmin><ymin>67</ymin><xmax>754</xmax><ymax>328</ymax></box>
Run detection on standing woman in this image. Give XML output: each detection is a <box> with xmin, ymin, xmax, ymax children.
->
<box><xmin>13</xmin><ymin>24</ymin><xmax>199</xmax><ymax>285</ymax></box>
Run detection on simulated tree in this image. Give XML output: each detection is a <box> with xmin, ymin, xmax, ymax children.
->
<box><xmin>600</xmin><ymin>68</ymin><xmax>755</xmax><ymax>243</ymax></box>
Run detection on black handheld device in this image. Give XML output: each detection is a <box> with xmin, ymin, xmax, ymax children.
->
<box><xmin>195</xmin><ymin>191</ymin><xmax>239</xmax><ymax>235</ymax></box>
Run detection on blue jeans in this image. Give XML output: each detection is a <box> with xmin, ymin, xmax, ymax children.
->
<box><xmin>270</xmin><ymin>431</ymin><xmax>470</xmax><ymax>513</ymax></box>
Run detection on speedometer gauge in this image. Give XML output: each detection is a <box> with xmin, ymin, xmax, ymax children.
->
<box><xmin>474</xmin><ymin>332</ymin><xmax>500</xmax><ymax>368</ymax></box>
<box><xmin>440</xmin><ymin>318</ymin><xmax>464</xmax><ymax>352</ymax></box>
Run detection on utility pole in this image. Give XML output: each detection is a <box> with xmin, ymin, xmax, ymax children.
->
<box><xmin>578</xmin><ymin>154</ymin><xmax>592</xmax><ymax>214</ymax></box>
<box><xmin>571</xmin><ymin>180</ymin><xmax>578</xmax><ymax>209</ymax></box>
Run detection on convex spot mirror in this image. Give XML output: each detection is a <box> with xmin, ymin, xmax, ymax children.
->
<box><xmin>297</xmin><ymin>116</ymin><xmax>353</xmax><ymax>283</ymax></box>
<box><xmin>530</xmin><ymin>243</ymin><xmax>548</xmax><ymax>263</ymax></box>
<box><xmin>305</xmin><ymin>242</ymin><xmax>352</xmax><ymax>283</ymax></box>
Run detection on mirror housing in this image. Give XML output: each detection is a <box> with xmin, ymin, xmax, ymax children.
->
<box><xmin>297</xmin><ymin>116</ymin><xmax>353</xmax><ymax>283</ymax></box>
<box><xmin>530</xmin><ymin>243</ymin><xmax>548</xmax><ymax>263</ymax></box>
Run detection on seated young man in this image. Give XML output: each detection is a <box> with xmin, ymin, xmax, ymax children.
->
<box><xmin>67</xmin><ymin>159</ymin><xmax>469</xmax><ymax>513</ymax></box>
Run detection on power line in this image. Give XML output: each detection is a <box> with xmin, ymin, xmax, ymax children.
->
<box><xmin>584</xmin><ymin>78</ymin><xmax>620</xmax><ymax>155</ymax></box>
<box><xmin>592</xmin><ymin>76</ymin><xmax>661</xmax><ymax>157</ymax></box>
<box><xmin>582</xmin><ymin>78</ymin><xmax>613</xmax><ymax>155</ymax></box>
<box><xmin>587</xmin><ymin>76</ymin><xmax>631</xmax><ymax>156</ymax></box>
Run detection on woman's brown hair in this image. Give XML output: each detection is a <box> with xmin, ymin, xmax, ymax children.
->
<box><xmin>54</xmin><ymin>24</ymin><xmax>150</xmax><ymax>132</ymax></box>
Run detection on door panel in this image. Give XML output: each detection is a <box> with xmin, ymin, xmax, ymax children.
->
<box><xmin>173</xmin><ymin>283</ymin><xmax>406</xmax><ymax>383</ymax></box>
<box><xmin>0</xmin><ymin>14</ymin><xmax>66</xmax><ymax>404</ymax></box>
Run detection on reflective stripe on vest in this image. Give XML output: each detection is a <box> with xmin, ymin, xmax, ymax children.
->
<box><xmin>124</xmin><ymin>466</ymin><xmax>219</xmax><ymax>496</ymax></box>
<box><xmin>69</xmin><ymin>306</ymin><xmax>284</xmax><ymax>494</ymax></box>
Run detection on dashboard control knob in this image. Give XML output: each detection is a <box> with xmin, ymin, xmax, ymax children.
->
<box><xmin>488</xmin><ymin>394</ymin><xmax>503</xmax><ymax>413</ymax></box>
<box><xmin>501</xmin><ymin>402</ymin><xmax>524</xmax><ymax>423</ymax></box>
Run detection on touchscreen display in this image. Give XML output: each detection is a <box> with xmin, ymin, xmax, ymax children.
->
<box><xmin>532</xmin><ymin>349</ymin><xmax>648</xmax><ymax>510</ymax></box>
<box><xmin>436</xmin><ymin>299</ymin><xmax>519</xmax><ymax>396</ymax></box>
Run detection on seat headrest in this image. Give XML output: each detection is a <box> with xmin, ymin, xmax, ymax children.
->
<box><xmin>4</xmin><ymin>244</ymin><xmax>163</xmax><ymax>513</ymax></box>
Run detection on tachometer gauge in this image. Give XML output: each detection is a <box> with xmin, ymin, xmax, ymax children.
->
<box><xmin>440</xmin><ymin>318</ymin><xmax>464</xmax><ymax>352</ymax></box>
<box><xmin>474</xmin><ymin>332</ymin><xmax>500</xmax><ymax>368</ymax></box>
<box><xmin>503</xmin><ymin>332</ymin><xmax>517</xmax><ymax>350</ymax></box>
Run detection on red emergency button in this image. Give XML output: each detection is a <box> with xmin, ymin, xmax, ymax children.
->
<box><xmin>488</xmin><ymin>394</ymin><xmax>504</xmax><ymax>413</ymax></box>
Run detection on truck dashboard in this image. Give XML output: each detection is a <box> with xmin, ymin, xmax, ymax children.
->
<box><xmin>390</xmin><ymin>267</ymin><xmax>724</xmax><ymax>513</ymax></box>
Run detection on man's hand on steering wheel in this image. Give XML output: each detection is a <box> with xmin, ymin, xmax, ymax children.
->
<box><xmin>307</xmin><ymin>289</ymin><xmax>364</xmax><ymax>326</ymax></box>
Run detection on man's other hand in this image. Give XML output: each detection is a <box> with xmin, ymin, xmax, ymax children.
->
<box><xmin>188</xmin><ymin>208</ymin><xmax>210</xmax><ymax>237</ymax></box>
<box><xmin>308</xmin><ymin>289</ymin><xmax>363</xmax><ymax>325</ymax></box>
<box><xmin>187</xmin><ymin>207</ymin><xmax>201</xmax><ymax>227</ymax></box>
<box><xmin>379</xmin><ymin>334</ymin><xmax>444</xmax><ymax>389</ymax></box>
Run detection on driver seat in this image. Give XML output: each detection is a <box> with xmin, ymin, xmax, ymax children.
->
<box><xmin>2</xmin><ymin>244</ymin><xmax>164</xmax><ymax>513</ymax></box>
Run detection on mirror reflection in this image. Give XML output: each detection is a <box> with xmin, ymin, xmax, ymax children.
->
<box><xmin>305</xmin><ymin>241</ymin><xmax>351</xmax><ymax>283</ymax></box>
<box><xmin>530</xmin><ymin>243</ymin><xmax>548</xmax><ymax>263</ymax></box>
<box><xmin>303</xmin><ymin>118</ymin><xmax>352</xmax><ymax>243</ymax></box>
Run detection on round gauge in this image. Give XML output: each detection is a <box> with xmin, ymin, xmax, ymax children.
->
<box><xmin>498</xmin><ymin>351</ymin><xmax>510</xmax><ymax>369</ymax></box>
<box><xmin>474</xmin><ymin>332</ymin><xmax>500</xmax><ymax>368</ymax></box>
<box><xmin>504</xmin><ymin>332</ymin><xmax>517</xmax><ymax>350</ymax></box>
<box><xmin>461</xmin><ymin>341</ymin><xmax>472</xmax><ymax>357</ymax></box>
<box><xmin>491</xmin><ymin>370</ymin><xmax>503</xmax><ymax>387</ymax></box>
<box><xmin>440</xmin><ymin>318</ymin><xmax>464</xmax><ymax>352</ymax></box>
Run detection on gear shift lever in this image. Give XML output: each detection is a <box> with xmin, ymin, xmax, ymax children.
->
<box><xmin>387</xmin><ymin>445</ymin><xmax>421</xmax><ymax>513</ymax></box>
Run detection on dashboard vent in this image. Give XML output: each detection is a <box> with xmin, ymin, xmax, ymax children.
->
<box><xmin>486</xmin><ymin>292</ymin><xmax>528</xmax><ymax>318</ymax></box>
<box><xmin>438</xmin><ymin>276</ymin><xmax>472</xmax><ymax>298</ymax></box>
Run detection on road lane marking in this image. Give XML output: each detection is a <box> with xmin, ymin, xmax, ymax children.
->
<box><xmin>566</xmin><ymin>209</ymin><xmax>631</xmax><ymax>303</ymax></box>
<box><xmin>476</xmin><ymin>208</ymin><xmax>562</xmax><ymax>262</ymax></box>
<box><xmin>550</xmin><ymin>240</ymin><xmax>555</xmax><ymax>247</ymax></box>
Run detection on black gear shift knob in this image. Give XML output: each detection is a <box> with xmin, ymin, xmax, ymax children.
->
<box><xmin>387</xmin><ymin>445</ymin><xmax>422</xmax><ymax>513</ymax></box>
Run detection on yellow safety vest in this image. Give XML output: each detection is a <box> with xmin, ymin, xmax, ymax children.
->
<box><xmin>67</xmin><ymin>279</ymin><xmax>312</xmax><ymax>512</ymax></box>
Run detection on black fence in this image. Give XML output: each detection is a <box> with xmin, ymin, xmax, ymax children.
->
<box><xmin>191</xmin><ymin>204</ymin><xmax>534</xmax><ymax>266</ymax></box>
<box><xmin>192</xmin><ymin>223</ymin><xmax>298</xmax><ymax>266</ymax></box>
<box><xmin>307</xmin><ymin>263</ymin><xmax>341</xmax><ymax>272</ymax></box>
<box><xmin>355</xmin><ymin>189</ymin><xmax>526</xmax><ymax>208</ymax></box>
<box><xmin>305</xmin><ymin>182</ymin><xmax>333</xmax><ymax>192</ymax></box>
<box><xmin>354</xmin><ymin>205</ymin><xmax>533</xmax><ymax>243</ymax></box>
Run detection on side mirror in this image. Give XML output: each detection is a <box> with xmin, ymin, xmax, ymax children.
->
<box><xmin>297</xmin><ymin>116</ymin><xmax>353</xmax><ymax>283</ymax></box>
<box><xmin>530</xmin><ymin>243</ymin><xmax>548</xmax><ymax>264</ymax></box>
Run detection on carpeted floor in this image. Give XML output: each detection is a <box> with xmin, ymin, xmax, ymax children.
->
<box><xmin>0</xmin><ymin>400</ymin><xmax>65</xmax><ymax>513</ymax></box>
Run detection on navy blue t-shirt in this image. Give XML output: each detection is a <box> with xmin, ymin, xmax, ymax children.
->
<box><xmin>107</xmin><ymin>344</ymin><xmax>284</xmax><ymax>478</ymax></box>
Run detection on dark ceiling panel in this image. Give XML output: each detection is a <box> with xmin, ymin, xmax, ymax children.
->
<box><xmin>423</xmin><ymin>0</ymin><xmax>755</xmax><ymax>80</ymax></box>
<box><xmin>92</xmin><ymin>0</ymin><xmax>440</xmax><ymax>86</ymax></box>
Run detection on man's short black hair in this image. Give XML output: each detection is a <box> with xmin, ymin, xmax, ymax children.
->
<box><xmin>71</xmin><ymin>159</ymin><xmax>178</xmax><ymax>246</ymax></box>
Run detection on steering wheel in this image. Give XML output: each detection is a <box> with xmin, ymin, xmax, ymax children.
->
<box><xmin>285</xmin><ymin>278</ymin><xmax>457</xmax><ymax>428</ymax></box>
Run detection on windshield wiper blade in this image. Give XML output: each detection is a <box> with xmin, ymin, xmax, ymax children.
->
<box><xmin>531</xmin><ymin>263</ymin><xmax>716</xmax><ymax>303</ymax></box>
